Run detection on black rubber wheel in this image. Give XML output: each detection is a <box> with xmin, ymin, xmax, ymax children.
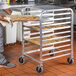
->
<box><xmin>67</xmin><ymin>57</ymin><xmax>74</xmax><ymax>65</ymax></box>
<box><xmin>36</xmin><ymin>66</ymin><xmax>43</xmax><ymax>74</ymax></box>
<box><xmin>12</xmin><ymin>43</ymin><xmax>15</xmax><ymax>46</ymax></box>
<box><xmin>18</xmin><ymin>56</ymin><xmax>25</xmax><ymax>64</ymax></box>
<box><xmin>19</xmin><ymin>42</ymin><xmax>22</xmax><ymax>45</ymax></box>
<box><xmin>49</xmin><ymin>50</ymin><xmax>54</xmax><ymax>56</ymax></box>
<box><xmin>5</xmin><ymin>44</ymin><xmax>9</xmax><ymax>47</ymax></box>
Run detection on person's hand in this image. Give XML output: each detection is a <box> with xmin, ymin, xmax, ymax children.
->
<box><xmin>0</xmin><ymin>14</ymin><xmax>9</xmax><ymax>23</ymax></box>
<box><xmin>0</xmin><ymin>14</ymin><xmax>6</xmax><ymax>18</ymax></box>
<box><xmin>0</xmin><ymin>14</ymin><xmax>8</xmax><ymax>22</ymax></box>
<box><xmin>0</xmin><ymin>18</ymin><xmax>9</xmax><ymax>23</ymax></box>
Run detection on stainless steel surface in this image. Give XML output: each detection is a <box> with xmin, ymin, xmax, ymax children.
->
<box><xmin>40</xmin><ymin>12</ymin><xmax>43</xmax><ymax>66</ymax></box>
<box><xmin>25</xmin><ymin>44</ymin><xmax>71</xmax><ymax>54</ymax></box>
<box><xmin>22</xmin><ymin>22</ymin><xmax>25</xmax><ymax>57</ymax></box>
<box><xmin>42</xmin><ymin>53</ymin><xmax>71</xmax><ymax>61</ymax></box>
<box><xmin>25</xmin><ymin>54</ymin><xmax>41</xmax><ymax>63</ymax></box>
<box><xmin>42</xmin><ymin>49</ymin><xmax>71</xmax><ymax>57</ymax></box>
<box><xmin>70</xmin><ymin>9</ymin><xmax>74</xmax><ymax>59</ymax></box>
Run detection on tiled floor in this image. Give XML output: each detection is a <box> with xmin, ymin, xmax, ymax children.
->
<box><xmin>0</xmin><ymin>40</ymin><xmax>76</xmax><ymax>76</ymax></box>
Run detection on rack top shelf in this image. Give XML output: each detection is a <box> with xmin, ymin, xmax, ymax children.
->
<box><xmin>10</xmin><ymin>16</ymin><xmax>40</xmax><ymax>22</ymax></box>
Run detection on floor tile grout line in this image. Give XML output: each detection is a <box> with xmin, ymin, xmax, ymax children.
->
<box><xmin>24</xmin><ymin>58</ymin><xmax>69</xmax><ymax>74</ymax></box>
<box><xmin>23</xmin><ymin>60</ymin><xmax>64</xmax><ymax>75</ymax></box>
<box><xmin>4</xmin><ymin>69</ymin><xmax>17</xmax><ymax>76</ymax></box>
<box><xmin>5</xmin><ymin>55</ymin><xmax>76</xmax><ymax>76</ymax></box>
<box><xmin>3</xmin><ymin>42</ymin><xmax>76</xmax><ymax>76</ymax></box>
<box><xmin>5</xmin><ymin>68</ymin><xmax>30</xmax><ymax>76</ymax></box>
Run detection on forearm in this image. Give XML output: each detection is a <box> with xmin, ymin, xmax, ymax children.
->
<box><xmin>3</xmin><ymin>9</ymin><xmax>12</xmax><ymax>15</ymax></box>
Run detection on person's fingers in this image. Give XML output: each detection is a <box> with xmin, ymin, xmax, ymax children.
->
<box><xmin>0</xmin><ymin>18</ymin><xmax>9</xmax><ymax>23</ymax></box>
<box><xmin>0</xmin><ymin>14</ymin><xmax>6</xmax><ymax>18</ymax></box>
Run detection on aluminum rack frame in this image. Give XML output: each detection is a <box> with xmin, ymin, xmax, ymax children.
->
<box><xmin>17</xmin><ymin>5</ymin><xmax>74</xmax><ymax>74</ymax></box>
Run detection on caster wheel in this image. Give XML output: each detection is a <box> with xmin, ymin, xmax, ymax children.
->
<box><xmin>36</xmin><ymin>65</ymin><xmax>43</xmax><ymax>74</ymax></box>
<box><xmin>18</xmin><ymin>56</ymin><xmax>25</xmax><ymax>64</ymax></box>
<box><xmin>5</xmin><ymin>44</ymin><xmax>9</xmax><ymax>47</ymax></box>
<box><xmin>19</xmin><ymin>42</ymin><xmax>22</xmax><ymax>45</ymax></box>
<box><xmin>12</xmin><ymin>43</ymin><xmax>15</xmax><ymax>46</ymax></box>
<box><xmin>67</xmin><ymin>57</ymin><xmax>74</xmax><ymax>65</ymax></box>
<box><xmin>49</xmin><ymin>50</ymin><xmax>54</xmax><ymax>56</ymax></box>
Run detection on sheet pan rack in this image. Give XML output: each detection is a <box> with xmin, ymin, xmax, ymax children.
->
<box><xmin>10</xmin><ymin>5</ymin><xmax>74</xmax><ymax>74</ymax></box>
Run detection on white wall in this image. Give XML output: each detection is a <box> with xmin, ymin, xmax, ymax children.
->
<box><xmin>0</xmin><ymin>0</ymin><xmax>7</xmax><ymax>2</ymax></box>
